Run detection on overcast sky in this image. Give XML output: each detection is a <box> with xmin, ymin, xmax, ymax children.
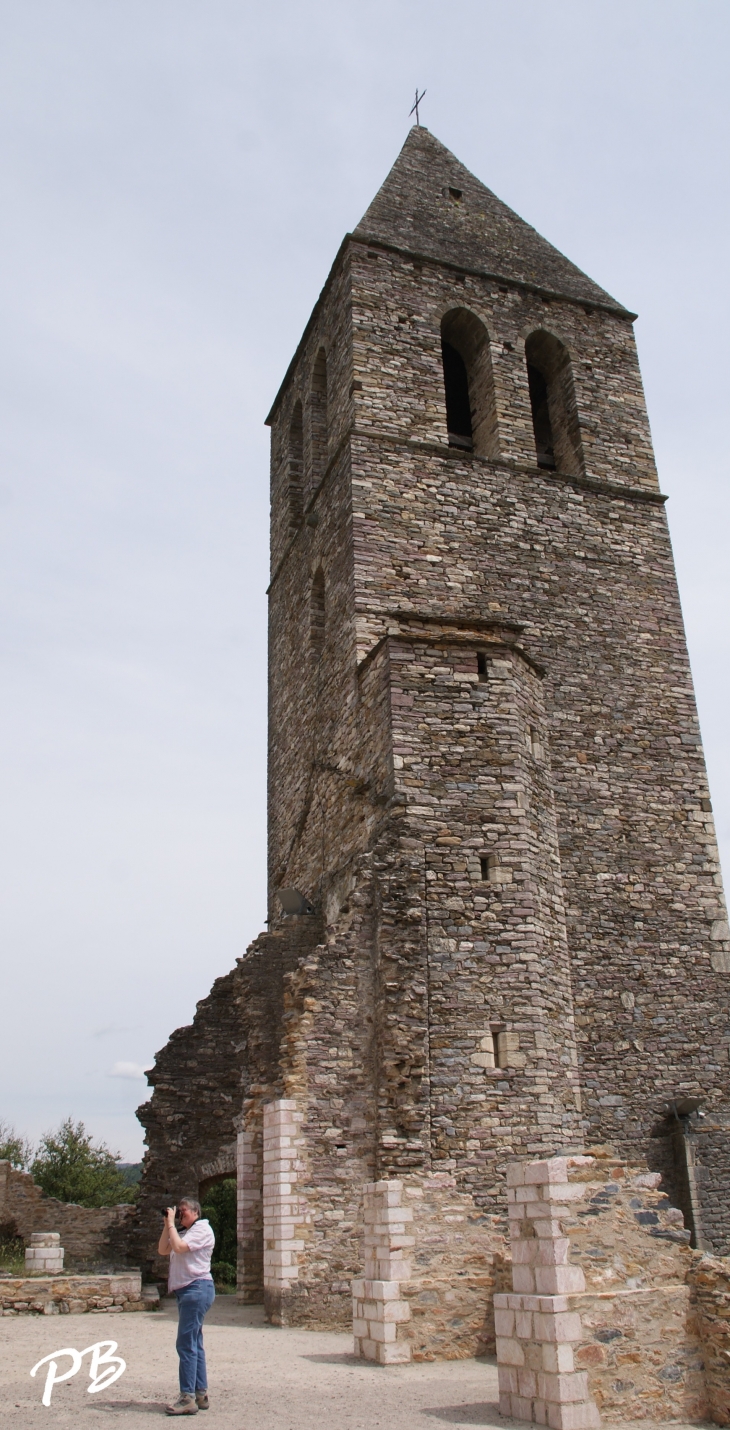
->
<box><xmin>1</xmin><ymin>1</ymin><xmax>728</xmax><ymax>1163</ymax></box>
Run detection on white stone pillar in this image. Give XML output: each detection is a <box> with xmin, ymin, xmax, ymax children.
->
<box><xmin>25</xmin><ymin>1232</ymin><xmax>64</xmax><ymax>1275</ymax></box>
<box><xmin>262</xmin><ymin>1099</ymin><xmax>305</xmax><ymax>1316</ymax></box>
<box><xmin>352</xmin><ymin>1179</ymin><xmax>414</xmax><ymax>1364</ymax></box>
<box><xmin>494</xmin><ymin>1157</ymin><xmax>600</xmax><ymax>1430</ymax></box>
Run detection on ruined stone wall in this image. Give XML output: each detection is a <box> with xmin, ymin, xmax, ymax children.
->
<box><xmin>0</xmin><ymin>1270</ymin><xmax>148</xmax><ymax>1318</ymax></box>
<box><xmin>0</xmin><ymin>1161</ymin><xmax>134</xmax><ymax>1269</ymax></box>
<box><xmin>134</xmin><ymin>919</ymin><xmax>324</xmax><ymax>1281</ymax></box>
<box><xmin>496</xmin><ymin>1153</ymin><xmax>712</xmax><ymax>1425</ymax></box>
<box><xmin>689</xmin><ymin>1254</ymin><xmax>730</xmax><ymax>1425</ymax></box>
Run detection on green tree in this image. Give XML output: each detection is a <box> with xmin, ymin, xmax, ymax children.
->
<box><xmin>0</xmin><ymin>1119</ymin><xmax>33</xmax><ymax>1170</ymax></box>
<box><xmin>201</xmin><ymin>1178</ymin><xmax>237</xmax><ymax>1289</ymax></box>
<box><xmin>31</xmin><ymin>1118</ymin><xmax>135</xmax><ymax>1208</ymax></box>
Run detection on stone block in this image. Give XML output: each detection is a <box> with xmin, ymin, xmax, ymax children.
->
<box><xmin>518</xmin><ymin>1368</ymin><xmax>538</xmax><ymax>1397</ymax></box>
<box><xmin>538</xmin><ymin>1371</ymin><xmax>589</xmax><ymax>1404</ymax></box>
<box><xmin>541</xmin><ymin>1343</ymin><xmax>574</xmax><ymax>1374</ymax></box>
<box><xmin>378</xmin><ymin>1341</ymin><xmax>411</xmax><ymax>1365</ymax></box>
<box><xmin>534</xmin><ymin>1266</ymin><xmax>586</xmax><ymax>1296</ymax></box>
<box><xmin>512</xmin><ymin>1394</ymin><xmax>535</xmax><ymax>1421</ymax></box>
<box><xmin>533</xmin><ymin>1311</ymin><xmax>583</xmax><ymax>1343</ymax></box>
<box><xmin>546</xmin><ymin>1401</ymin><xmax>600</xmax><ymax>1430</ymax></box>
<box><xmin>498</xmin><ymin>1365</ymin><xmax>519</xmax><ymax>1395</ymax></box>
<box><xmin>369</xmin><ymin>1319</ymin><xmax>396</xmax><ymax>1343</ymax></box>
<box><xmin>513</xmin><ymin>1266</ymin><xmax>536</xmax><ymax>1293</ymax></box>
<box><xmin>536</xmin><ymin>1238</ymin><xmax>570</xmax><ymax>1267</ymax></box>
<box><xmin>525</xmin><ymin>1159</ymin><xmax>568</xmax><ymax>1185</ymax></box>
<box><xmin>495</xmin><ymin>1308</ymin><xmax>515</xmax><ymax>1337</ymax></box>
<box><xmin>496</xmin><ymin>1337</ymin><xmax>526</xmax><ymax>1366</ymax></box>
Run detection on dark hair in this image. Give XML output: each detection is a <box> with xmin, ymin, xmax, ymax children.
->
<box><xmin>178</xmin><ymin>1195</ymin><xmax>201</xmax><ymax>1216</ymax></box>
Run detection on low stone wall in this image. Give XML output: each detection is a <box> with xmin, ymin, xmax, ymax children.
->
<box><xmin>0</xmin><ymin>1271</ymin><xmax>156</xmax><ymax>1316</ymax></box>
<box><xmin>495</xmin><ymin>1152</ymin><xmax>721</xmax><ymax>1426</ymax></box>
<box><xmin>0</xmin><ymin>1161</ymin><xmax>134</xmax><ymax>1268</ymax></box>
<box><xmin>352</xmin><ymin>1175</ymin><xmax>507</xmax><ymax>1363</ymax></box>
<box><xmin>400</xmin><ymin>1172</ymin><xmax>506</xmax><ymax>1360</ymax></box>
<box><xmin>689</xmin><ymin>1255</ymin><xmax>730</xmax><ymax>1426</ymax></box>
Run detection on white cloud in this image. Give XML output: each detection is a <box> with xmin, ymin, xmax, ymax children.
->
<box><xmin>109</xmin><ymin>1061</ymin><xmax>152</xmax><ymax>1081</ymax></box>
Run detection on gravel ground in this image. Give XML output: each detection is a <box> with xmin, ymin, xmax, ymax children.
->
<box><xmin>0</xmin><ymin>1296</ymin><xmax>712</xmax><ymax>1430</ymax></box>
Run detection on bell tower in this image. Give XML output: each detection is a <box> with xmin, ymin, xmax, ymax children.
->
<box><xmin>265</xmin><ymin>124</ymin><xmax>729</xmax><ymax>1226</ymax></box>
<box><xmin>137</xmin><ymin>126</ymin><xmax>730</xmax><ymax>1327</ymax></box>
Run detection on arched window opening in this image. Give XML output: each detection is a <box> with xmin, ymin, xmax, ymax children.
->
<box><xmin>527</xmin><ymin>363</ymin><xmax>555</xmax><ymax>469</ymax></box>
<box><xmin>442</xmin><ymin>340</ymin><xmax>472</xmax><ymax>448</ymax></box>
<box><xmin>310</xmin><ymin>348</ymin><xmax>328</xmax><ymax>484</ymax></box>
<box><xmin>311</xmin><ymin>567</ymin><xmax>325</xmax><ymax>660</ymax></box>
<box><xmin>288</xmin><ymin>401</ymin><xmax>304</xmax><ymax>530</ymax></box>
<box><xmin>440</xmin><ymin>309</ymin><xmax>499</xmax><ymax>458</ymax></box>
<box><xmin>524</xmin><ymin>331</ymin><xmax>584</xmax><ymax>478</ymax></box>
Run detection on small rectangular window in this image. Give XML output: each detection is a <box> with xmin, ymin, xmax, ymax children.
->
<box><xmin>477</xmin><ymin>652</ymin><xmax>488</xmax><ymax>682</ymax></box>
<box><xmin>480</xmin><ymin>855</ymin><xmax>489</xmax><ymax>881</ymax></box>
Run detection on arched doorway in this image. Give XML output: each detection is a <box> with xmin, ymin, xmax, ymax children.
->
<box><xmin>199</xmin><ymin>1173</ymin><xmax>237</xmax><ymax>1292</ymax></box>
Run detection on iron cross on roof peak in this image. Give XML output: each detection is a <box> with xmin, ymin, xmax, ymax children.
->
<box><xmin>409</xmin><ymin>89</ymin><xmax>426</xmax><ymax>126</ymax></box>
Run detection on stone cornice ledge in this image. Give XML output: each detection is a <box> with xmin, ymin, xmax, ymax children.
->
<box><xmin>351</xmin><ymin>427</ymin><xmax>668</xmax><ymax>506</ymax></box>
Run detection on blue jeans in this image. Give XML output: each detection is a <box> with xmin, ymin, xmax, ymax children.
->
<box><xmin>175</xmin><ymin>1278</ymin><xmax>215</xmax><ymax>1394</ymax></box>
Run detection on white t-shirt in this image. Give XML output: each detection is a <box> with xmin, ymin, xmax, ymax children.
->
<box><xmin>168</xmin><ymin>1218</ymin><xmax>215</xmax><ymax>1292</ymax></box>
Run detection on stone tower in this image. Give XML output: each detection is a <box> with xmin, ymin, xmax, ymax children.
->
<box><xmin>136</xmin><ymin>127</ymin><xmax>730</xmax><ymax>1328</ymax></box>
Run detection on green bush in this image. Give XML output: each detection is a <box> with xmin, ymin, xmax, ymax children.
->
<box><xmin>211</xmin><ymin>1259</ymin><xmax>236</xmax><ymax>1290</ymax></box>
<box><xmin>0</xmin><ymin>1235</ymin><xmax>25</xmax><ymax>1274</ymax></box>
<box><xmin>201</xmin><ymin>1178</ymin><xmax>237</xmax><ymax>1287</ymax></box>
<box><xmin>31</xmin><ymin>1119</ymin><xmax>135</xmax><ymax>1209</ymax></box>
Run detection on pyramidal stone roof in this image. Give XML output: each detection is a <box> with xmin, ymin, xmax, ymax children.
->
<box><xmin>354</xmin><ymin>126</ymin><xmax>624</xmax><ymax>312</ymax></box>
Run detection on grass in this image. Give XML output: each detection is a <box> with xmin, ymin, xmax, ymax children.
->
<box><xmin>0</xmin><ymin>1236</ymin><xmax>26</xmax><ymax>1276</ymax></box>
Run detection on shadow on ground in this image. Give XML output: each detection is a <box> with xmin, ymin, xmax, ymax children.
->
<box><xmin>422</xmin><ymin>1405</ymin><xmax>503</xmax><ymax>1426</ymax></box>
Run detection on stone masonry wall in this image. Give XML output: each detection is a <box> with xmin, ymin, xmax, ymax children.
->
<box><xmin>0</xmin><ymin>1161</ymin><xmax>134</xmax><ymax>1269</ymax></box>
<box><xmin>689</xmin><ymin>1254</ymin><xmax>730</xmax><ymax>1426</ymax></box>
<box><xmin>496</xmin><ymin>1153</ymin><xmax>715</xmax><ymax>1425</ymax></box>
<box><xmin>134</xmin><ymin>918</ymin><xmax>324</xmax><ymax>1281</ymax></box>
<box><xmin>0</xmin><ymin>1271</ymin><xmax>147</xmax><ymax>1318</ymax></box>
<box><xmin>352</xmin><ymin>1173</ymin><xmax>507</xmax><ymax>1363</ymax></box>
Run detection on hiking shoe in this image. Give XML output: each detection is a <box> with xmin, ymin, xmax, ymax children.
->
<box><xmin>165</xmin><ymin>1393</ymin><xmax>198</xmax><ymax>1415</ymax></box>
<box><xmin>196</xmin><ymin>1392</ymin><xmax>210</xmax><ymax>1410</ymax></box>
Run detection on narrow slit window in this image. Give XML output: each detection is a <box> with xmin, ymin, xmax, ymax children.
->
<box><xmin>442</xmin><ymin>340</ymin><xmax>473</xmax><ymax>449</ymax></box>
<box><xmin>477</xmin><ymin>652</ymin><xmax>489</xmax><ymax>682</ymax></box>
<box><xmin>310</xmin><ymin>568</ymin><xmax>325</xmax><ymax>659</ymax></box>
<box><xmin>492</xmin><ymin>1030</ymin><xmax>504</xmax><ymax>1067</ymax></box>
<box><xmin>480</xmin><ymin>855</ymin><xmax>489</xmax><ymax>881</ymax></box>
